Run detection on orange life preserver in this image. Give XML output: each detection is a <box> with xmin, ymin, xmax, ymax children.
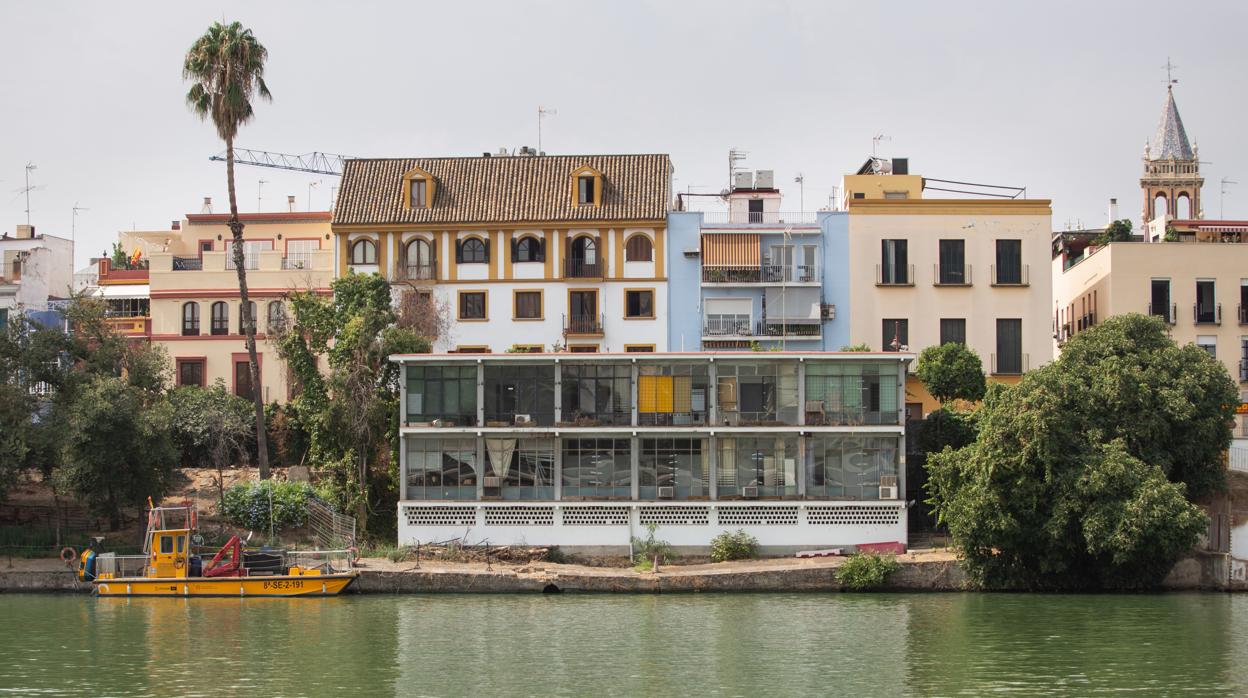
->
<box><xmin>60</xmin><ymin>547</ymin><xmax>77</xmax><ymax>564</ymax></box>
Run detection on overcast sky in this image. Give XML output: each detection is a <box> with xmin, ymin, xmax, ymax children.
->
<box><xmin>3</xmin><ymin>1</ymin><xmax>1246</xmax><ymax>267</ymax></box>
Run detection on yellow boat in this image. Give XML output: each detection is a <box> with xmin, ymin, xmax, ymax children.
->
<box><xmin>81</xmin><ymin>501</ymin><xmax>357</xmax><ymax>598</ymax></box>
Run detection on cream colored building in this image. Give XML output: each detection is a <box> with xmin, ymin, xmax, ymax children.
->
<box><xmin>140</xmin><ymin>212</ymin><xmax>333</xmax><ymax>401</ymax></box>
<box><xmin>846</xmin><ymin>164</ymin><xmax>1053</xmax><ymax>414</ymax></box>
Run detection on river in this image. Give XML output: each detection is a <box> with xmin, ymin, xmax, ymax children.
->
<box><xmin>1</xmin><ymin>592</ymin><xmax>1245</xmax><ymax>696</ymax></box>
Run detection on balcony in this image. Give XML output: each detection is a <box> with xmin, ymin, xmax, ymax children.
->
<box><xmin>564</xmin><ymin>259</ymin><xmax>604</xmax><ymax>279</ymax></box>
<box><xmin>991</xmin><ymin>352</ymin><xmax>1029</xmax><ymax>376</ymax></box>
<box><xmin>172</xmin><ymin>256</ymin><xmax>202</xmax><ymax>271</ymax></box>
<box><xmin>933</xmin><ymin>264</ymin><xmax>972</xmax><ymax>286</ymax></box>
<box><xmin>281</xmin><ymin>254</ymin><xmax>314</xmax><ymax>270</ymax></box>
<box><xmin>396</xmin><ymin>263</ymin><xmax>437</xmax><ymax>282</ymax></box>
<box><xmin>700</xmin><ymin>211</ymin><xmax>819</xmax><ymax>225</ymax></box>
<box><xmin>876</xmin><ymin>264</ymin><xmax>914</xmax><ymax>286</ymax></box>
<box><xmin>702</xmin><ymin>315</ymin><xmax>821</xmax><ymax>339</ymax></box>
<box><xmin>563</xmin><ymin>313</ymin><xmax>604</xmax><ymax>337</ymax></box>
<box><xmin>1194</xmin><ymin>302</ymin><xmax>1222</xmax><ymax>325</ymax></box>
<box><xmin>1149</xmin><ymin>302</ymin><xmax>1177</xmax><ymax>325</ymax></box>
<box><xmin>701</xmin><ymin>264</ymin><xmax>821</xmax><ymax>285</ymax></box>
<box><xmin>990</xmin><ymin>264</ymin><xmax>1030</xmax><ymax>286</ymax></box>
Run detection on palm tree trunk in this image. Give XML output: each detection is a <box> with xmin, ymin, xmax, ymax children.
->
<box><xmin>226</xmin><ymin>136</ymin><xmax>271</xmax><ymax>479</ymax></box>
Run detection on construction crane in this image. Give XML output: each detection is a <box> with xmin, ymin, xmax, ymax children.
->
<box><xmin>208</xmin><ymin>148</ymin><xmax>352</xmax><ymax>176</ymax></box>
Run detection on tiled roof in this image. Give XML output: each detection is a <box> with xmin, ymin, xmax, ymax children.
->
<box><xmin>334</xmin><ymin>154</ymin><xmax>672</xmax><ymax>226</ymax></box>
<box><xmin>1151</xmin><ymin>87</ymin><xmax>1194</xmax><ymax>161</ymax></box>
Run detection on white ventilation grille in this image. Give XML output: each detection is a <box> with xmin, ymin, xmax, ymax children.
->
<box><xmin>403</xmin><ymin>506</ymin><xmax>477</xmax><ymax>527</ymax></box>
<box><xmin>717</xmin><ymin>506</ymin><xmax>799</xmax><ymax>526</ymax></box>
<box><xmin>562</xmin><ymin>506</ymin><xmax>629</xmax><ymax>526</ymax></box>
<box><xmin>805</xmin><ymin>506</ymin><xmax>901</xmax><ymax>526</ymax></box>
<box><xmin>484</xmin><ymin>506</ymin><xmax>555</xmax><ymax>526</ymax></box>
<box><xmin>640</xmin><ymin>507</ymin><xmax>710</xmax><ymax>526</ymax></box>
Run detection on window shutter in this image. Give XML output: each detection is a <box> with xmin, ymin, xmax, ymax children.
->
<box><xmin>538</xmin><ymin>237</ymin><xmax>546</xmax><ymax>262</ymax></box>
<box><xmin>455</xmin><ymin>240</ymin><xmax>463</xmax><ymax>264</ymax></box>
<box><xmin>483</xmin><ymin>238</ymin><xmax>491</xmax><ymax>263</ymax></box>
<box><xmin>510</xmin><ymin>237</ymin><xmax>518</xmax><ymax>260</ymax></box>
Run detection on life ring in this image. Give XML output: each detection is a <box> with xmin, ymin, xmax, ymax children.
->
<box><xmin>60</xmin><ymin>547</ymin><xmax>77</xmax><ymax>564</ymax></box>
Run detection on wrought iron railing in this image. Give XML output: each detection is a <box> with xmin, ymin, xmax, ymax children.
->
<box><xmin>1149</xmin><ymin>302</ymin><xmax>1177</xmax><ymax>325</ymax></box>
<box><xmin>564</xmin><ymin>313</ymin><xmax>604</xmax><ymax>336</ymax></box>
<box><xmin>564</xmin><ymin>260</ymin><xmax>604</xmax><ymax>278</ymax></box>
<box><xmin>1194</xmin><ymin>302</ymin><xmax>1222</xmax><ymax>325</ymax></box>
<box><xmin>876</xmin><ymin>263</ymin><xmax>914</xmax><ymax>286</ymax></box>
<box><xmin>934</xmin><ymin>263</ymin><xmax>972</xmax><ymax>286</ymax></box>
<box><xmin>172</xmin><ymin>256</ymin><xmax>202</xmax><ymax>271</ymax></box>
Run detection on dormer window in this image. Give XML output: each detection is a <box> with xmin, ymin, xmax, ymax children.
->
<box><xmin>570</xmin><ymin>166</ymin><xmax>603</xmax><ymax>207</ymax></box>
<box><xmin>402</xmin><ymin>166</ymin><xmax>435</xmax><ymax>209</ymax></box>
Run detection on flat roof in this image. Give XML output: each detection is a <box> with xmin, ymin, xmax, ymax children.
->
<box><xmin>390</xmin><ymin>351</ymin><xmax>913</xmax><ymax>363</ymax></box>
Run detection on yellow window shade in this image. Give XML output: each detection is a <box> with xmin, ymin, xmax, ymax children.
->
<box><xmin>673</xmin><ymin>376</ymin><xmax>692</xmax><ymax>413</ymax></box>
<box><xmin>656</xmin><ymin>377</ymin><xmax>674</xmax><ymax>412</ymax></box>
<box><xmin>639</xmin><ymin>375</ymin><xmax>673</xmax><ymax>413</ymax></box>
<box><xmin>701</xmin><ymin>234</ymin><xmax>760</xmax><ymax>268</ymax></box>
<box><xmin>718</xmin><ymin>377</ymin><xmax>738</xmax><ymax>409</ymax></box>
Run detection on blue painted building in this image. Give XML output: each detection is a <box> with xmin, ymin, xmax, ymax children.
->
<box><xmin>667</xmin><ymin>171</ymin><xmax>849</xmax><ymax>351</ymax></box>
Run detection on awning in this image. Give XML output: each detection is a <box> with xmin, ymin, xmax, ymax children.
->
<box><xmin>764</xmin><ymin>287</ymin><xmax>820</xmax><ymax>323</ymax></box>
<box><xmin>94</xmin><ymin>284</ymin><xmax>150</xmax><ymax>299</ymax></box>
<box><xmin>701</xmin><ymin>234</ymin><xmax>760</xmax><ymax>268</ymax></box>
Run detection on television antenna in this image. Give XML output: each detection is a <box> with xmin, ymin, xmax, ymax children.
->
<box><xmin>872</xmin><ymin>134</ymin><xmax>891</xmax><ymax>158</ymax></box>
<box><xmin>538</xmin><ymin>106</ymin><xmax>557</xmax><ymax>153</ymax></box>
<box><xmin>728</xmin><ymin>148</ymin><xmax>748</xmax><ymax>188</ymax></box>
<box><xmin>307</xmin><ymin>180</ymin><xmax>321</xmax><ymax>212</ymax></box>
<box><xmin>257</xmin><ymin>179</ymin><xmax>269</xmax><ymax>212</ymax></box>
<box><xmin>1221</xmin><ymin>177</ymin><xmax>1237</xmax><ymax>218</ymax></box>
<box><xmin>20</xmin><ymin>162</ymin><xmax>40</xmax><ymax>225</ymax></box>
<box><xmin>72</xmin><ymin>202</ymin><xmax>89</xmax><ymax>241</ymax></box>
<box><xmin>794</xmin><ymin>173</ymin><xmax>805</xmax><ymax>213</ymax></box>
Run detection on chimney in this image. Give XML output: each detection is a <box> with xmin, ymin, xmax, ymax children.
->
<box><xmin>1107</xmin><ymin>198</ymin><xmax>1119</xmax><ymax>225</ymax></box>
<box><xmin>171</xmin><ymin>220</ymin><xmax>181</xmax><ymax>231</ymax></box>
<box><xmin>202</xmin><ymin>197</ymin><xmax>213</xmax><ymax>214</ymax></box>
<box><xmin>15</xmin><ymin>224</ymin><xmax>35</xmax><ymax>239</ymax></box>
<box><xmin>288</xmin><ymin>195</ymin><xmax>296</xmax><ymax>212</ymax></box>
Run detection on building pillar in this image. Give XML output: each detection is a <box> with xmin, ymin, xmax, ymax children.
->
<box><xmin>554</xmin><ymin>438</ymin><xmax>563</xmax><ymax>501</ymax></box>
<box><xmin>897</xmin><ymin>360</ymin><xmax>907</xmax><ymax>499</ymax></box>
<box><xmin>708</xmin><ymin>435</ymin><xmax>718</xmax><ymax>501</ymax></box>
<box><xmin>476</xmin><ymin>436</ymin><xmax>485</xmax><ymax>501</ymax></box>
<box><xmin>553</xmin><ymin>360</ymin><xmax>562</xmax><ymax>423</ymax></box>
<box><xmin>399</xmin><ymin>363</ymin><xmax>408</xmax><ymax>501</ymax></box>
<box><xmin>630</xmin><ymin>435</ymin><xmax>640</xmax><ymax>501</ymax></box>
<box><xmin>708</xmin><ymin>360</ymin><xmax>718</xmax><ymax>425</ymax></box>
<box><xmin>797</xmin><ymin>360</ymin><xmax>806</xmax><ymax>426</ymax></box>
<box><xmin>476</xmin><ymin>360</ymin><xmax>485</xmax><ymax>427</ymax></box>
<box><xmin>796</xmin><ymin>434</ymin><xmax>807</xmax><ymax>497</ymax></box>
<box><xmin>630</xmin><ymin>362</ymin><xmax>639</xmax><ymax>427</ymax></box>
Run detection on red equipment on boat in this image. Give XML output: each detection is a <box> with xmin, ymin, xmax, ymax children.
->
<box><xmin>204</xmin><ymin>536</ymin><xmax>245</xmax><ymax>577</ymax></box>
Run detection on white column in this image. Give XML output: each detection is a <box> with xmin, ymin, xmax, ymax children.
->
<box><xmin>476</xmin><ymin>436</ymin><xmax>485</xmax><ymax>501</ymax></box>
<box><xmin>553</xmin><ymin>361</ymin><xmax>562</xmax><ymax>423</ymax></box>
<box><xmin>708</xmin><ymin>361</ymin><xmax>718</xmax><ymax>425</ymax></box>
<box><xmin>630</xmin><ymin>362</ymin><xmax>639</xmax><ymax>426</ymax></box>
<box><xmin>797</xmin><ymin>360</ymin><xmax>806</xmax><ymax>426</ymax></box>
<box><xmin>476</xmin><ymin>360</ymin><xmax>485</xmax><ymax>427</ymax></box>
<box><xmin>554</xmin><ymin>438</ymin><xmax>563</xmax><ymax>501</ymax></box>
<box><xmin>708</xmin><ymin>434</ymin><xmax>718</xmax><ymax>501</ymax></box>
<box><xmin>630</xmin><ymin>435</ymin><xmax>640</xmax><ymax>501</ymax></box>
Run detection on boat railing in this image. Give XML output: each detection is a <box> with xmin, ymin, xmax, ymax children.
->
<box><xmin>286</xmin><ymin>549</ymin><xmax>356</xmax><ymax>574</ymax></box>
<box><xmin>95</xmin><ymin>552</ymin><xmax>149</xmax><ymax>579</ymax></box>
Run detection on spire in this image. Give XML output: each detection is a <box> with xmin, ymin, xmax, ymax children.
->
<box><xmin>1151</xmin><ymin>86</ymin><xmax>1194</xmax><ymax>161</ymax></box>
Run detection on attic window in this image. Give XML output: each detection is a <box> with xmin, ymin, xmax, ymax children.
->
<box><xmin>578</xmin><ymin>176</ymin><xmax>595</xmax><ymax>205</ymax></box>
<box><xmin>402</xmin><ymin>167</ymin><xmax>435</xmax><ymax>209</ymax></box>
<box><xmin>570</xmin><ymin>166</ymin><xmax>603</xmax><ymax>207</ymax></box>
<box><xmin>409</xmin><ymin>178</ymin><xmax>428</xmax><ymax>206</ymax></box>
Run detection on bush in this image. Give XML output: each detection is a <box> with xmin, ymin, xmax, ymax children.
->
<box><xmin>836</xmin><ymin>553</ymin><xmax>901</xmax><ymax>590</ymax></box>
<box><xmin>710</xmin><ymin>530</ymin><xmax>759</xmax><ymax>562</ymax></box>
<box><xmin>631</xmin><ymin>523</ymin><xmax>673</xmax><ymax>565</ymax></box>
<box><xmin>221</xmin><ymin>480</ymin><xmax>314</xmax><ymax>533</ymax></box>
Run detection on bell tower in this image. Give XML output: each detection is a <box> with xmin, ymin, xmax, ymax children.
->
<box><xmin>1141</xmin><ymin>83</ymin><xmax>1202</xmax><ymax>225</ymax></box>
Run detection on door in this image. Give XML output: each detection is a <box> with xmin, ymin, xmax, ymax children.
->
<box><xmin>1151</xmin><ymin>279</ymin><xmax>1170</xmax><ymax>321</ymax></box>
<box><xmin>198</xmin><ymin>240</ymin><xmax>213</xmax><ymax>256</ymax></box>
<box><xmin>748</xmin><ymin>199</ymin><xmax>764</xmax><ymax>223</ymax></box>
<box><xmin>235</xmin><ymin>360</ymin><xmax>254</xmax><ymax>401</ymax></box>
<box><xmin>569</xmin><ymin>290</ymin><xmax>598</xmax><ymax>334</ymax></box>
<box><xmin>286</xmin><ymin>239</ymin><xmax>319</xmax><ymax>269</ymax></box>
<box><xmin>769</xmin><ymin>245</ymin><xmax>793</xmax><ymax>281</ymax></box>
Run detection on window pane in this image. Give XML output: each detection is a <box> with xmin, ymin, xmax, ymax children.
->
<box><xmin>996</xmin><ymin>318</ymin><xmax>1023</xmax><ymax>374</ymax></box>
<box><xmin>939</xmin><ymin>318</ymin><xmax>966</xmax><ymax>345</ymax></box>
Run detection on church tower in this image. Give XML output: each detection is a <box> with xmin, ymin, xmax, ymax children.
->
<box><xmin>1140</xmin><ymin>85</ymin><xmax>1202</xmax><ymax>224</ymax></box>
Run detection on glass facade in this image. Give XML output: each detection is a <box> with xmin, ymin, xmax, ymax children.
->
<box><xmin>561</xmin><ymin>438</ymin><xmax>631</xmax><ymax>499</ymax></box>
<box><xmin>406</xmin><ymin>365</ymin><xmax>478</xmax><ymax>426</ymax></box>
<box><xmin>484</xmin><ymin>365</ymin><xmax>555</xmax><ymax>426</ymax></box>
<box><xmin>485</xmin><ymin>438</ymin><xmax>555</xmax><ymax>500</ymax></box>
<box><xmin>561</xmin><ymin>363</ymin><xmax>631</xmax><ymax>425</ymax></box>
<box><xmin>637</xmin><ymin>363</ymin><xmax>709</xmax><ymax>426</ymax></box>
<box><xmin>805</xmin><ymin>435</ymin><xmax>899</xmax><ymax>500</ymax></box>
<box><xmin>717</xmin><ymin>436</ymin><xmax>800</xmax><ymax>498</ymax></box>
<box><xmin>406</xmin><ymin>437</ymin><xmax>477</xmax><ymax>500</ymax></box>
<box><xmin>716</xmin><ymin>361</ymin><xmax>799</xmax><ymax>425</ymax></box>
<box><xmin>804</xmin><ymin>363</ymin><xmax>900</xmax><ymax>426</ymax></box>
<box><xmin>639</xmin><ymin>438</ymin><xmax>708</xmax><ymax>499</ymax></box>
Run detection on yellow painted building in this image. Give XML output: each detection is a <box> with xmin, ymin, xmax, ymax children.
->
<box><xmin>135</xmin><ymin>212</ymin><xmax>334</xmax><ymax>402</ymax></box>
<box><xmin>332</xmin><ymin>153</ymin><xmax>673</xmax><ymax>353</ymax></box>
<box><xmin>846</xmin><ymin>161</ymin><xmax>1053</xmax><ymax>415</ymax></box>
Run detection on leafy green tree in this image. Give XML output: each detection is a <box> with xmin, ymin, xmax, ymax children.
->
<box><xmin>0</xmin><ymin>383</ymin><xmax>30</xmax><ymax>501</ymax></box>
<box><xmin>1095</xmin><ymin>218</ymin><xmax>1133</xmax><ymax>246</ymax></box>
<box><xmin>184</xmin><ymin>20</ymin><xmax>273</xmax><ymax>478</ymax></box>
<box><xmin>916</xmin><ymin>342</ymin><xmax>986</xmax><ymax>404</ymax></box>
<box><xmin>56</xmin><ymin>376</ymin><xmax>178</xmax><ymax>530</ymax></box>
<box><xmin>927</xmin><ymin>314</ymin><xmax>1234</xmax><ymax>589</ymax></box>
<box><xmin>169</xmin><ymin>382</ymin><xmax>253</xmax><ymax>508</ymax></box>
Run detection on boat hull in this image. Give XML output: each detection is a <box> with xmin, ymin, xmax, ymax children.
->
<box><xmin>94</xmin><ymin>573</ymin><xmax>357</xmax><ymax>598</ymax></box>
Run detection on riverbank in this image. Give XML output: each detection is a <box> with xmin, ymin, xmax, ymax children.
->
<box><xmin>1</xmin><ymin>548</ymin><xmax>1235</xmax><ymax>594</ymax></box>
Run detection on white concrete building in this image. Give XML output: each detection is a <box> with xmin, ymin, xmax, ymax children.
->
<box><xmin>0</xmin><ymin>224</ymin><xmax>74</xmax><ymax>325</ymax></box>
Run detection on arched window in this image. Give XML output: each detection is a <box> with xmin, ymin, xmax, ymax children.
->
<box><xmin>1175</xmin><ymin>193</ymin><xmax>1192</xmax><ymax>219</ymax></box>
<box><xmin>211</xmin><ymin>301</ymin><xmax>229</xmax><ymax>336</ymax></box>
<box><xmin>405</xmin><ymin>238</ymin><xmax>434</xmax><ymax>279</ymax></box>
<box><xmin>182</xmin><ymin>302</ymin><xmax>200</xmax><ymax>336</ymax></box>
<box><xmin>1153</xmin><ymin>193</ymin><xmax>1168</xmax><ymax>220</ymax></box>
<box><xmin>514</xmin><ymin>236</ymin><xmax>544</xmax><ymax>263</ymax></box>
<box><xmin>238</xmin><ymin>300</ymin><xmax>256</xmax><ymax>335</ymax></box>
<box><xmin>625</xmin><ymin>234</ymin><xmax>653</xmax><ymax>262</ymax></box>
<box><xmin>458</xmin><ymin>237</ymin><xmax>488</xmax><ymax>264</ymax></box>
<box><xmin>350</xmin><ymin>239</ymin><xmax>377</xmax><ymax>265</ymax></box>
<box><xmin>571</xmin><ymin>235</ymin><xmax>597</xmax><ymax>264</ymax></box>
<box><xmin>267</xmin><ymin>301</ymin><xmax>287</xmax><ymax>334</ymax></box>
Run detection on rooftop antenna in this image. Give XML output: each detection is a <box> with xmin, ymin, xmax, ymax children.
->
<box><xmin>22</xmin><ymin>162</ymin><xmax>37</xmax><ymax>225</ymax></box>
<box><xmin>794</xmin><ymin>173</ymin><xmax>805</xmax><ymax>212</ymax></box>
<box><xmin>307</xmin><ymin>180</ymin><xmax>320</xmax><ymax>212</ymax></box>
<box><xmin>728</xmin><ymin>148</ymin><xmax>748</xmax><ymax>188</ymax></box>
<box><xmin>72</xmin><ymin>202</ymin><xmax>87</xmax><ymax>269</ymax></box>
<box><xmin>538</xmin><ymin>106</ymin><xmax>557</xmax><ymax>154</ymax></box>
<box><xmin>1221</xmin><ymin>177</ymin><xmax>1237</xmax><ymax>218</ymax></box>
<box><xmin>257</xmin><ymin>179</ymin><xmax>269</xmax><ymax>212</ymax></box>
<box><xmin>872</xmin><ymin>134</ymin><xmax>891</xmax><ymax>158</ymax></box>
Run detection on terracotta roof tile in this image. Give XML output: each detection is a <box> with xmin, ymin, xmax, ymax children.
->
<box><xmin>333</xmin><ymin>154</ymin><xmax>672</xmax><ymax>226</ymax></box>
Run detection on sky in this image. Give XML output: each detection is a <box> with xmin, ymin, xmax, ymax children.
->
<box><xmin>2</xmin><ymin>0</ymin><xmax>1247</xmax><ymax>267</ymax></box>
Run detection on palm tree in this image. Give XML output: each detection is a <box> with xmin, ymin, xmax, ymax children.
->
<box><xmin>183</xmin><ymin>21</ymin><xmax>273</xmax><ymax>478</ymax></box>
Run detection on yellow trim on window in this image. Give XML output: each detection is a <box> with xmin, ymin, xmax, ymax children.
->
<box><xmin>570</xmin><ymin>165</ymin><xmax>604</xmax><ymax>208</ymax></box>
<box><xmin>401</xmin><ymin>166</ymin><xmax>436</xmax><ymax>209</ymax></box>
<box><xmin>568</xmin><ymin>344</ymin><xmax>599</xmax><ymax>353</ymax></box>
<box><xmin>625</xmin><ymin>344</ymin><xmax>656</xmax><ymax>353</ymax></box>
<box><xmin>623</xmin><ymin>231</ymin><xmax>655</xmax><ymax>264</ymax></box>
<box><xmin>512</xmin><ymin>289</ymin><xmax>544</xmax><ymax>321</ymax></box>
<box><xmin>456</xmin><ymin>289</ymin><xmax>489</xmax><ymax>321</ymax></box>
<box><xmin>454</xmin><ymin>345</ymin><xmax>491</xmax><ymax>353</ymax></box>
<box><xmin>623</xmin><ymin>287</ymin><xmax>656</xmax><ymax>320</ymax></box>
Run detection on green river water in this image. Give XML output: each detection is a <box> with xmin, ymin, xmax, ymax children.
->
<box><xmin>0</xmin><ymin>592</ymin><xmax>1245</xmax><ymax>697</ymax></box>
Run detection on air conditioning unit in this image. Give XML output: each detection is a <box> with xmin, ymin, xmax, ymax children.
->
<box><xmin>514</xmin><ymin>414</ymin><xmax>532</xmax><ymax>425</ymax></box>
<box><xmin>483</xmin><ymin>476</ymin><xmax>502</xmax><ymax>489</ymax></box>
<box><xmin>820</xmin><ymin>304</ymin><xmax>836</xmax><ymax>320</ymax></box>
<box><xmin>879</xmin><ymin>475</ymin><xmax>899</xmax><ymax>500</ymax></box>
<box><xmin>733</xmin><ymin>171</ymin><xmax>754</xmax><ymax>190</ymax></box>
<box><xmin>741</xmin><ymin>486</ymin><xmax>759</xmax><ymax>499</ymax></box>
<box><xmin>657</xmin><ymin>486</ymin><xmax>675</xmax><ymax>500</ymax></box>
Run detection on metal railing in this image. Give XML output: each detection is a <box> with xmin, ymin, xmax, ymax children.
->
<box><xmin>225</xmin><ymin>255</ymin><xmax>260</xmax><ymax>271</ymax></box>
<box><xmin>934</xmin><ymin>263</ymin><xmax>972</xmax><ymax>286</ymax></box>
<box><xmin>704</xmin><ymin>314</ymin><xmax>752</xmax><ymax>336</ymax></box>
<box><xmin>94</xmin><ymin>553</ymin><xmax>150</xmax><ymax>579</ymax></box>
<box><xmin>754</xmin><ymin>321</ymin><xmax>821</xmax><ymax>337</ymax></box>
<box><xmin>1149</xmin><ymin>302</ymin><xmax>1177</xmax><ymax>325</ymax></box>
<box><xmin>990</xmin><ymin>264</ymin><xmax>1030</xmax><ymax>286</ymax></box>
<box><xmin>991</xmin><ymin>352</ymin><xmax>1029</xmax><ymax>375</ymax></box>
<box><xmin>1230</xmin><ymin>446</ymin><xmax>1248</xmax><ymax>473</ymax></box>
<box><xmin>308</xmin><ymin>499</ymin><xmax>356</xmax><ymax>550</ymax></box>
<box><xmin>700</xmin><ymin>211</ymin><xmax>820</xmax><ymax>225</ymax></box>
<box><xmin>281</xmin><ymin>254</ymin><xmax>311</xmax><ymax>270</ymax></box>
<box><xmin>564</xmin><ymin>313</ymin><xmax>604</xmax><ymax>336</ymax></box>
<box><xmin>876</xmin><ymin>263</ymin><xmax>914</xmax><ymax>286</ymax></box>
<box><xmin>397</xmin><ymin>263</ymin><xmax>437</xmax><ymax>281</ymax></box>
<box><xmin>172</xmin><ymin>256</ymin><xmax>202</xmax><ymax>271</ymax></box>
<box><xmin>1194</xmin><ymin>302</ymin><xmax>1222</xmax><ymax>325</ymax></box>
<box><xmin>564</xmin><ymin>259</ymin><xmax>604</xmax><ymax>279</ymax></box>
<box><xmin>701</xmin><ymin>264</ymin><xmax>821</xmax><ymax>284</ymax></box>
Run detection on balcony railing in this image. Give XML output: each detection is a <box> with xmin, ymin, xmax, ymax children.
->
<box><xmin>754</xmin><ymin>321</ymin><xmax>821</xmax><ymax>337</ymax></box>
<box><xmin>1149</xmin><ymin>302</ymin><xmax>1177</xmax><ymax>325</ymax></box>
<box><xmin>563</xmin><ymin>313</ymin><xmax>604</xmax><ymax>336</ymax></box>
<box><xmin>702</xmin><ymin>264</ymin><xmax>821</xmax><ymax>284</ymax></box>
<box><xmin>172</xmin><ymin>256</ymin><xmax>203</xmax><ymax>271</ymax></box>
<box><xmin>991</xmin><ymin>352</ymin><xmax>1029</xmax><ymax>376</ymax></box>
<box><xmin>564</xmin><ymin>259</ymin><xmax>604</xmax><ymax>279</ymax></box>
<box><xmin>990</xmin><ymin>264</ymin><xmax>1030</xmax><ymax>286</ymax></box>
<box><xmin>764</xmin><ymin>264</ymin><xmax>820</xmax><ymax>283</ymax></box>
<box><xmin>703</xmin><ymin>315</ymin><xmax>821</xmax><ymax>338</ymax></box>
<box><xmin>397</xmin><ymin>263</ymin><xmax>437</xmax><ymax>281</ymax></box>
<box><xmin>876</xmin><ymin>263</ymin><xmax>914</xmax><ymax>286</ymax></box>
<box><xmin>934</xmin><ymin>263</ymin><xmax>972</xmax><ymax>286</ymax></box>
<box><xmin>225</xmin><ymin>255</ymin><xmax>260</xmax><ymax>271</ymax></box>
<box><xmin>281</xmin><ymin>254</ymin><xmax>312</xmax><ymax>270</ymax></box>
<box><xmin>704</xmin><ymin>314</ymin><xmax>752</xmax><ymax>336</ymax></box>
<box><xmin>700</xmin><ymin>211</ymin><xmax>819</xmax><ymax>225</ymax></box>
<box><xmin>1194</xmin><ymin>302</ymin><xmax>1222</xmax><ymax>325</ymax></box>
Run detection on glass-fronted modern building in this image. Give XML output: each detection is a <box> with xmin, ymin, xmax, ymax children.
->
<box><xmin>392</xmin><ymin>351</ymin><xmax>912</xmax><ymax>553</ymax></box>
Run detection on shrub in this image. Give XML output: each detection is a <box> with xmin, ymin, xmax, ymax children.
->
<box><xmin>631</xmin><ymin>523</ymin><xmax>674</xmax><ymax>565</ymax></box>
<box><xmin>222</xmin><ymin>480</ymin><xmax>314</xmax><ymax>533</ymax></box>
<box><xmin>710</xmin><ymin>530</ymin><xmax>759</xmax><ymax>562</ymax></box>
<box><xmin>836</xmin><ymin>553</ymin><xmax>900</xmax><ymax>590</ymax></box>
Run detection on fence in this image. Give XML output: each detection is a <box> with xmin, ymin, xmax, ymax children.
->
<box><xmin>308</xmin><ymin>499</ymin><xmax>357</xmax><ymax>550</ymax></box>
<box><xmin>1229</xmin><ymin>446</ymin><xmax>1248</xmax><ymax>473</ymax></box>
